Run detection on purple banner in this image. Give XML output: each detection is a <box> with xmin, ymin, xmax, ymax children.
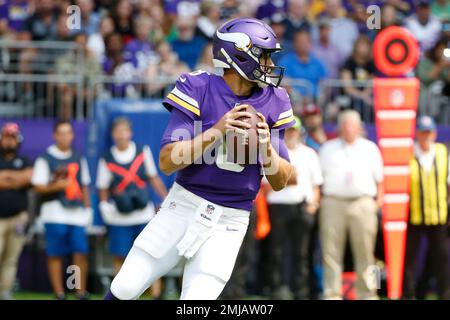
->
<box><xmin>0</xmin><ymin>119</ymin><xmax>89</xmax><ymax>161</ymax></box>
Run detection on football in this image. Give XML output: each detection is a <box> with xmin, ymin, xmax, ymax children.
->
<box><xmin>226</xmin><ymin>104</ymin><xmax>260</xmax><ymax>166</ymax></box>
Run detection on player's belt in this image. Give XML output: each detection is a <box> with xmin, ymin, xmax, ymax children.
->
<box><xmin>171</xmin><ymin>182</ymin><xmax>250</xmax><ymax>217</ymax></box>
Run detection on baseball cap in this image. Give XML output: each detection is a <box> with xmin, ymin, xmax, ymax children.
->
<box><xmin>318</xmin><ymin>17</ymin><xmax>331</xmax><ymax>28</ymax></box>
<box><xmin>1</xmin><ymin>122</ymin><xmax>21</xmax><ymax>137</ymax></box>
<box><xmin>301</xmin><ymin>104</ymin><xmax>321</xmax><ymax>117</ymax></box>
<box><xmin>416</xmin><ymin>115</ymin><xmax>436</xmax><ymax>131</ymax></box>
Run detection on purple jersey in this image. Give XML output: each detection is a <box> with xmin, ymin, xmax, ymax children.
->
<box><xmin>164</xmin><ymin>0</ymin><xmax>200</xmax><ymax>16</ymax></box>
<box><xmin>0</xmin><ymin>0</ymin><xmax>28</xmax><ymax>32</ymax></box>
<box><xmin>123</xmin><ymin>40</ymin><xmax>157</xmax><ymax>71</ymax></box>
<box><xmin>161</xmin><ymin>71</ymin><xmax>295</xmax><ymax>211</ymax></box>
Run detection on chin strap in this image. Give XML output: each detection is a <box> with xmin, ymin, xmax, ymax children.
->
<box><xmin>220</xmin><ymin>48</ymin><xmax>252</xmax><ymax>81</ymax></box>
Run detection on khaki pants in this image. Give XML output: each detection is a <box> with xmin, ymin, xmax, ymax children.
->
<box><xmin>0</xmin><ymin>212</ymin><xmax>28</xmax><ymax>294</ymax></box>
<box><xmin>320</xmin><ymin>196</ymin><xmax>378</xmax><ymax>300</ymax></box>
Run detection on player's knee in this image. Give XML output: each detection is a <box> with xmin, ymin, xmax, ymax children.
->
<box><xmin>110</xmin><ymin>273</ymin><xmax>141</xmax><ymax>300</ymax></box>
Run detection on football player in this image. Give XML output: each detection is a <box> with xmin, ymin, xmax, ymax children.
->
<box><xmin>105</xmin><ymin>17</ymin><xmax>296</xmax><ymax>300</ymax></box>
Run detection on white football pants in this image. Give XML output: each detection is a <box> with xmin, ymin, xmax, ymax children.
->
<box><xmin>110</xmin><ymin>183</ymin><xmax>250</xmax><ymax>300</ymax></box>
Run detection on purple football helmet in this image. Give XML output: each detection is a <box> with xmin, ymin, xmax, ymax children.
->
<box><xmin>212</xmin><ymin>17</ymin><xmax>284</xmax><ymax>88</ymax></box>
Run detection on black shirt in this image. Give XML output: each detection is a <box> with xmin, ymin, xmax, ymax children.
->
<box><xmin>0</xmin><ymin>154</ymin><xmax>31</xmax><ymax>218</ymax></box>
<box><xmin>23</xmin><ymin>11</ymin><xmax>59</xmax><ymax>41</ymax></box>
<box><xmin>282</xmin><ymin>17</ymin><xmax>311</xmax><ymax>42</ymax></box>
<box><xmin>341</xmin><ymin>57</ymin><xmax>375</xmax><ymax>90</ymax></box>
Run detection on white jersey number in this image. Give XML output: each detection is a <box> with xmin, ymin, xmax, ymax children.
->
<box><xmin>215</xmin><ymin>140</ymin><xmax>245</xmax><ymax>173</ymax></box>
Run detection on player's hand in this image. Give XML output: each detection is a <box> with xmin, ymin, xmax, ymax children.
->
<box><xmin>256</xmin><ymin>112</ymin><xmax>270</xmax><ymax>147</ymax></box>
<box><xmin>53</xmin><ymin>178</ymin><xmax>70</xmax><ymax>191</ymax></box>
<box><xmin>305</xmin><ymin>202</ymin><xmax>319</xmax><ymax>215</ymax></box>
<box><xmin>213</xmin><ymin>104</ymin><xmax>253</xmax><ymax>135</ymax></box>
<box><xmin>8</xmin><ymin>175</ymin><xmax>22</xmax><ymax>189</ymax></box>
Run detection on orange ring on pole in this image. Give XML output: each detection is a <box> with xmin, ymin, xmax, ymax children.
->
<box><xmin>373</xmin><ymin>26</ymin><xmax>419</xmax><ymax>77</ymax></box>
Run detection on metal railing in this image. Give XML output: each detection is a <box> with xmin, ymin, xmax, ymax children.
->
<box><xmin>0</xmin><ymin>39</ymin><xmax>448</xmax><ymax>124</ymax></box>
<box><xmin>417</xmin><ymin>80</ymin><xmax>450</xmax><ymax>123</ymax></box>
<box><xmin>315</xmin><ymin>79</ymin><xmax>450</xmax><ymax>124</ymax></box>
<box><xmin>0</xmin><ymin>73</ymin><xmax>84</xmax><ymax>118</ymax></box>
<box><xmin>0</xmin><ymin>40</ymin><xmax>85</xmax><ymax>119</ymax></box>
<box><xmin>280</xmin><ymin>78</ymin><xmax>315</xmax><ymax>104</ymax></box>
<box><xmin>0</xmin><ymin>40</ymin><xmax>84</xmax><ymax>73</ymax></box>
<box><xmin>317</xmin><ymin>79</ymin><xmax>374</xmax><ymax>123</ymax></box>
<box><xmin>90</xmin><ymin>77</ymin><xmax>378</xmax><ymax>124</ymax></box>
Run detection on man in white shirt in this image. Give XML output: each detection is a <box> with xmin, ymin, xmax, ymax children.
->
<box><xmin>319</xmin><ymin>110</ymin><xmax>383</xmax><ymax>300</ymax></box>
<box><xmin>96</xmin><ymin>117</ymin><xmax>168</xmax><ymax>275</ymax></box>
<box><xmin>32</xmin><ymin>121</ymin><xmax>92</xmax><ymax>300</ymax></box>
<box><xmin>266</xmin><ymin>116</ymin><xmax>323</xmax><ymax>299</ymax></box>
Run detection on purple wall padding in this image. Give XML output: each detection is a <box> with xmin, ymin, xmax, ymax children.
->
<box><xmin>0</xmin><ymin>119</ymin><xmax>89</xmax><ymax>161</ymax></box>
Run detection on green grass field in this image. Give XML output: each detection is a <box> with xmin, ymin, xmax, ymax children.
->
<box><xmin>14</xmin><ymin>292</ymin><xmax>100</xmax><ymax>300</ymax></box>
<box><xmin>12</xmin><ymin>292</ymin><xmax>161</xmax><ymax>300</ymax></box>
<box><xmin>10</xmin><ymin>292</ymin><xmax>439</xmax><ymax>300</ymax></box>
<box><xmin>11</xmin><ymin>292</ymin><xmax>273</xmax><ymax>300</ymax></box>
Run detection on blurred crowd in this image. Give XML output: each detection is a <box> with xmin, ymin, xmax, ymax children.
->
<box><xmin>1</xmin><ymin>0</ymin><xmax>450</xmax><ymax>120</ymax></box>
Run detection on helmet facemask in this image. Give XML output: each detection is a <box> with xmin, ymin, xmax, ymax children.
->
<box><xmin>251</xmin><ymin>49</ymin><xmax>285</xmax><ymax>88</ymax></box>
<box><xmin>218</xmin><ymin>45</ymin><xmax>285</xmax><ymax>88</ymax></box>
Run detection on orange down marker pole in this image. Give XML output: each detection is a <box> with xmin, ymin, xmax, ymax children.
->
<box><xmin>255</xmin><ymin>182</ymin><xmax>271</xmax><ymax>240</ymax></box>
<box><xmin>373</xmin><ymin>27</ymin><xmax>420</xmax><ymax>299</ymax></box>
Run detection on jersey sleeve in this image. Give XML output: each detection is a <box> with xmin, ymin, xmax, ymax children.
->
<box><xmin>160</xmin><ymin>107</ymin><xmax>196</xmax><ymax>148</ymax></box>
<box><xmin>96</xmin><ymin>157</ymin><xmax>113</xmax><ymax>189</ymax></box>
<box><xmin>370</xmin><ymin>142</ymin><xmax>384</xmax><ymax>183</ymax></box>
<box><xmin>162</xmin><ymin>72</ymin><xmax>206</xmax><ymax>120</ymax></box>
<box><xmin>31</xmin><ymin>157</ymin><xmax>50</xmax><ymax>186</ymax></box>
<box><xmin>143</xmin><ymin>145</ymin><xmax>158</xmax><ymax>177</ymax></box>
<box><xmin>308</xmin><ymin>148</ymin><xmax>324</xmax><ymax>187</ymax></box>
<box><xmin>269</xmin><ymin>87</ymin><xmax>296</xmax><ymax>131</ymax></box>
<box><xmin>447</xmin><ymin>152</ymin><xmax>450</xmax><ymax>185</ymax></box>
<box><xmin>270</xmin><ymin>130</ymin><xmax>290</xmax><ymax>162</ymax></box>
